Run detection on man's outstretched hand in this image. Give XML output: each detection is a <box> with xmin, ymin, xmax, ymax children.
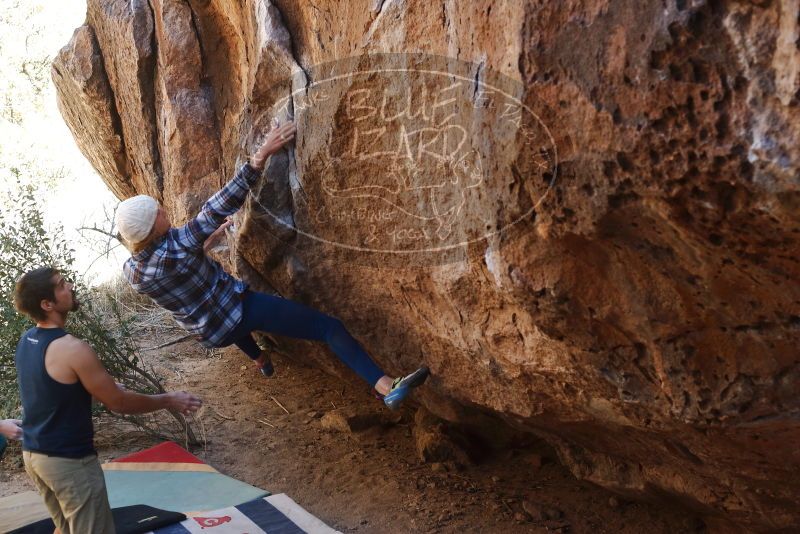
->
<box><xmin>0</xmin><ymin>418</ymin><xmax>22</xmax><ymax>440</ymax></box>
<box><xmin>250</xmin><ymin>121</ymin><xmax>297</xmax><ymax>171</ymax></box>
<box><xmin>166</xmin><ymin>391</ymin><xmax>203</xmax><ymax>416</ymax></box>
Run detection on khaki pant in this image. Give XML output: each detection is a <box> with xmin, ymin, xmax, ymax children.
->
<box><xmin>23</xmin><ymin>451</ymin><xmax>115</xmax><ymax>534</ymax></box>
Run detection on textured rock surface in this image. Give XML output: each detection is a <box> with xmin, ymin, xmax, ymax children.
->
<box><xmin>53</xmin><ymin>1</ymin><xmax>800</xmax><ymax>530</ymax></box>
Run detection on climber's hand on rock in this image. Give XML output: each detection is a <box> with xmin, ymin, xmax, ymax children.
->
<box><xmin>218</xmin><ymin>217</ymin><xmax>234</xmax><ymax>232</ymax></box>
<box><xmin>250</xmin><ymin>122</ymin><xmax>296</xmax><ymax>170</ymax></box>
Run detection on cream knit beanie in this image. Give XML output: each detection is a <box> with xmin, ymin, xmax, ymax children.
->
<box><xmin>115</xmin><ymin>195</ymin><xmax>159</xmax><ymax>244</ymax></box>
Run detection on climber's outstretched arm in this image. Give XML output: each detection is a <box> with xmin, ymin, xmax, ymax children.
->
<box><xmin>175</xmin><ymin>122</ymin><xmax>296</xmax><ymax>250</ymax></box>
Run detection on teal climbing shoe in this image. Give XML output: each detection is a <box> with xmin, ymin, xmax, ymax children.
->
<box><xmin>384</xmin><ymin>366</ymin><xmax>430</xmax><ymax>410</ymax></box>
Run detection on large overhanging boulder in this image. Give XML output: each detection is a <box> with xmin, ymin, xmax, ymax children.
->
<box><xmin>53</xmin><ymin>1</ymin><xmax>800</xmax><ymax>530</ymax></box>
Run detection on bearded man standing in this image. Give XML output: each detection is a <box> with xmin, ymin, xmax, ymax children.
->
<box><xmin>13</xmin><ymin>267</ymin><xmax>202</xmax><ymax>534</ymax></box>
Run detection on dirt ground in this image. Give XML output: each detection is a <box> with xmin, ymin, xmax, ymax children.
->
<box><xmin>1</xmin><ymin>341</ymin><xmax>706</xmax><ymax>533</ymax></box>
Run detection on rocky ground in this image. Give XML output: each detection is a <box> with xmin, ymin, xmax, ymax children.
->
<box><xmin>2</xmin><ymin>340</ymin><xmax>706</xmax><ymax>533</ymax></box>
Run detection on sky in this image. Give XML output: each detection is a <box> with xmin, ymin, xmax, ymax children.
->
<box><xmin>0</xmin><ymin>0</ymin><xmax>126</xmax><ymax>285</ymax></box>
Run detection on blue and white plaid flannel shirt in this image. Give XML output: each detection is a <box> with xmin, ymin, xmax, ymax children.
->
<box><xmin>123</xmin><ymin>163</ymin><xmax>262</xmax><ymax>347</ymax></box>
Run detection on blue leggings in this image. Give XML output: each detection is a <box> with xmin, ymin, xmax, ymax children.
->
<box><xmin>221</xmin><ymin>290</ymin><xmax>385</xmax><ymax>387</ymax></box>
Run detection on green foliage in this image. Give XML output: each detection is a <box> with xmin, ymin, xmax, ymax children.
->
<box><xmin>0</xmin><ymin>178</ymin><xmax>74</xmax><ymax>414</ymax></box>
<box><xmin>0</xmin><ymin>180</ymin><xmax>197</xmax><ymax>444</ymax></box>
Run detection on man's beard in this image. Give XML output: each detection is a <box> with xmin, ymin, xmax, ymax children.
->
<box><xmin>70</xmin><ymin>290</ymin><xmax>81</xmax><ymax>311</ymax></box>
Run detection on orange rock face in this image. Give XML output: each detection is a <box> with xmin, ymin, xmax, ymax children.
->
<box><xmin>53</xmin><ymin>1</ymin><xmax>800</xmax><ymax>530</ymax></box>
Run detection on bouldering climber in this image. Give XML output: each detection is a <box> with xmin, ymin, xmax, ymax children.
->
<box><xmin>115</xmin><ymin>122</ymin><xmax>429</xmax><ymax>409</ymax></box>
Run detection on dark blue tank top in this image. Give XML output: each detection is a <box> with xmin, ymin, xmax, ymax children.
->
<box><xmin>15</xmin><ymin>327</ymin><xmax>95</xmax><ymax>458</ymax></box>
